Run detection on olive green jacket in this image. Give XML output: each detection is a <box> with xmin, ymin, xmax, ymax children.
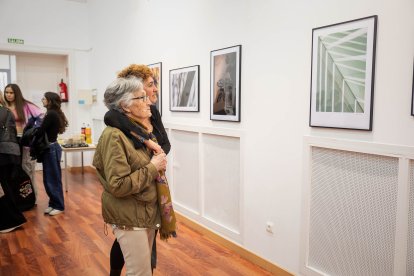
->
<box><xmin>93</xmin><ymin>126</ymin><xmax>161</xmax><ymax>229</ymax></box>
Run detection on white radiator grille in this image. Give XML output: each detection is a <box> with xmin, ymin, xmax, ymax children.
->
<box><xmin>308</xmin><ymin>147</ymin><xmax>398</xmax><ymax>276</ymax></box>
<box><xmin>408</xmin><ymin>161</ymin><xmax>414</xmax><ymax>276</ymax></box>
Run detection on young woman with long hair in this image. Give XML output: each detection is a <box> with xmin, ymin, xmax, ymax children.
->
<box><xmin>3</xmin><ymin>84</ymin><xmax>44</xmax><ymax>202</ymax></box>
<box><xmin>40</xmin><ymin>92</ymin><xmax>68</xmax><ymax>216</ymax></box>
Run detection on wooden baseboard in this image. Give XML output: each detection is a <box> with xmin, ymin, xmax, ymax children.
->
<box><xmin>175</xmin><ymin>212</ymin><xmax>294</xmax><ymax>276</ymax></box>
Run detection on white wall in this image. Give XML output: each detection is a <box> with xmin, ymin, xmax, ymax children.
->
<box><xmin>1</xmin><ymin>0</ymin><xmax>413</xmax><ymax>274</ymax></box>
<box><xmin>0</xmin><ymin>0</ymin><xmax>89</xmax><ymax>50</ymax></box>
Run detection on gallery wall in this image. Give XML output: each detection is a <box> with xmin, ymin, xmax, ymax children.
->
<box><xmin>86</xmin><ymin>0</ymin><xmax>414</xmax><ymax>274</ymax></box>
<box><xmin>0</xmin><ymin>0</ymin><xmax>413</xmax><ymax>274</ymax></box>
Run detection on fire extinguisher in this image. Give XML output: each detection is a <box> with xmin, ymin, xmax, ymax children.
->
<box><xmin>59</xmin><ymin>79</ymin><xmax>68</xmax><ymax>102</ymax></box>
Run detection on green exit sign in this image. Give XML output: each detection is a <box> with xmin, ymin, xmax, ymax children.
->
<box><xmin>7</xmin><ymin>38</ymin><xmax>24</xmax><ymax>44</ymax></box>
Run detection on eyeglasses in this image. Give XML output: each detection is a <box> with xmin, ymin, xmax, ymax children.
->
<box><xmin>131</xmin><ymin>95</ymin><xmax>149</xmax><ymax>102</ymax></box>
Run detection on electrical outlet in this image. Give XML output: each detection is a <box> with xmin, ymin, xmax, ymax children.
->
<box><xmin>266</xmin><ymin>221</ymin><xmax>274</xmax><ymax>234</ymax></box>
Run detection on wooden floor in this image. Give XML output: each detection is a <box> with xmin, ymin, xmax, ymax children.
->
<box><xmin>0</xmin><ymin>169</ymin><xmax>273</xmax><ymax>276</ymax></box>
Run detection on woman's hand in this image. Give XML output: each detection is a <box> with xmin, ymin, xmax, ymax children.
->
<box><xmin>144</xmin><ymin>139</ymin><xmax>163</xmax><ymax>154</ymax></box>
<box><xmin>150</xmin><ymin>152</ymin><xmax>167</xmax><ymax>172</ymax></box>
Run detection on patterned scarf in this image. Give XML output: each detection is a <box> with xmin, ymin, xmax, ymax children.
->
<box><xmin>104</xmin><ymin>109</ymin><xmax>177</xmax><ymax>240</ymax></box>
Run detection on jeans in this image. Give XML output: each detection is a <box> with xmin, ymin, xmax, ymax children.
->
<box><xmin>42</xmin><ymin>143</ymin><xmax>64</xmax><ymax>211</ymax></box>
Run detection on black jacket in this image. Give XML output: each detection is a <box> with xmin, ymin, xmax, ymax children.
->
<box><xmin>150</xmin><ymin>105</ymin><xmax>170</xmax><ymax>154</ymax></box>
<box><xmin>25</xmin><ymin>127</ymin><xmax>49</xmax><ymax>162</ymax></box>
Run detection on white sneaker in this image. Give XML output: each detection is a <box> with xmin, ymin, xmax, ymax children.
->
<box><xmin>44</xmin><ymin>207</ymin><xmax>53</xmax><ymax>214</ymax></box>
<box><xmin>48</xmin><ymin>209</ymin><xmax>63</xmax><ymax>216</ymax></box>
<box><xmin>0</xmin><ymin>224</ymin><xmax>23</xmax><ymax>233</ymax></box>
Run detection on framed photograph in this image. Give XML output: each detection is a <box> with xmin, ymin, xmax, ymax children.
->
<box><xmin>148</xmin><ymin>62</ymin><xmax>162</xmax><ymax>115</ymax></box>
<box><xmin>309</xmin><ymin>16</ymin><xmax>377</xmax><ymax>130</ymax></box>
<box><xmin>210</xmin><ymin>45</ymin><xmax>241</xmax><ymax>122</ymax></box>
<box><xmin>169</xmin><ymin>65</ymin><xmax>200</xmax><ymax>112</ymax></box>
<box><xmin>411</xmin><ymin>61</ymin><xmax>414</xmax><ymax>116</ymax></box>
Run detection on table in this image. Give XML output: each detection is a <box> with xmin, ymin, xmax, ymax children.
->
<box><xmin>61</xmin><ymin>144</ymin><xmax>96</xmax><ymax>192</ymax></box>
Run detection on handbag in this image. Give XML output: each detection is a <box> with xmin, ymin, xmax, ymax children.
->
<box><xmin>9</xmin><ymin>164</ymin><xmax>36</xmax><ymax>212</ymax></box>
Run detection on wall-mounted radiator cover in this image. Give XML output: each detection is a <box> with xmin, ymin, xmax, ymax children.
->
<box><xmin>308</xmin><ymin>147</ymin><xmax>399</xmax><ymax>276</ymax></box>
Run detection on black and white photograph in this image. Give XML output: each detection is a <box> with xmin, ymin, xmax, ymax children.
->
<box><xmin>210</xmin><ymin>45</ymin><xmax>241</xmax><ymax>122</ymax></box>
<box><xmin>169</xmin><ymin>65</ymin><xmax>200</xmax><ymax>112</ymax></box>
<box><xmin>411</xmin><ymin>60</ymin><xmax>414</xmax><ymax>116</ymax></box>
<box><xmin>309</xmin><ymin>16</ymin><xmax>377</xmax><ymax>130</ymax></box>
<box><xmin>148</xmin><ymin>62</ymin><xmax>162</xmax><ymax>115</ymax></box>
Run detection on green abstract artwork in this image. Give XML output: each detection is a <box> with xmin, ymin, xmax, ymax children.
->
<box><xmin>316</xmin><ymin>28</ymin><xmax>368</xmax><ymax>113</ymax></box>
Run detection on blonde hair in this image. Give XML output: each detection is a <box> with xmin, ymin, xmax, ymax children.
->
<box><xmin>117</xmin><ymin>64</ymin><xmax>153</xmax><ymax>81</ymax></box>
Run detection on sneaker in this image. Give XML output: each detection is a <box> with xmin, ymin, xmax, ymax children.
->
<box><xmin>0</xmin><ymin>224</ymin><xmax>23</xmax><ymax>233</ymax></box>
<box><xmin>48</xmin><ymin>209</ymin><xmax>63</xmax><ymax>216</ymax></box>
<box><xmin>44</xmin><ymin>207</ymin><xmax>53</xmax><ymax>214</ymax></box>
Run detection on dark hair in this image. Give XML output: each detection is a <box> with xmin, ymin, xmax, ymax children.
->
<box><xmin>44</xmin><ymin>92</ymin><xmax>68</xmax><ymax>134</ymax></box>
<box><xmin>4</xmin><ymin>83</ymin><xmax>37</xmax><ymax>122</ymax></box>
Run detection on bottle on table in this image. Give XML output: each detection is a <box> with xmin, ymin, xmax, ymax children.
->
<box><xmin>85</xmin><ymin>124</ymin><xmax>92</xmax><ymax>144</ymax></box>
<box><xmin>81</xmin><ymin>123</ymin><xmax>86</xmax><ymax>144</ymax></box>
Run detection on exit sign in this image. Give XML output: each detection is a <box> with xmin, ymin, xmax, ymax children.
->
<box><xmin>7</xmin><ymin>38</ymin><xmax>24</xmax><ymax>44</ymax></box>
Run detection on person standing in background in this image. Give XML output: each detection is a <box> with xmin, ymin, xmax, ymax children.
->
<box><xmin>39</xmin><ymin>92</ymin><xmax>68</xmax><ymax>216</ymax></box>
<box><xmin>0</xmin><ymin>100</ymin><xmax>27</xmax><ymax>233</ymax></box>
<box><xmin>3</xmin><ymin>84</ymin><xmax>44</xmax><ymax>203</ymax></box>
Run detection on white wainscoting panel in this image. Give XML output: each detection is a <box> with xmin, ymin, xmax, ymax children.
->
<box><xmin>165</xmin><ymin>123</ymin><xmax>243</xmax><ymax>243</ymax></box>
<box><xmin>170</xmin><ymin>129</ymin><xmax>200</xmax><ymax>214</ymax></box>
<box><xmin>202</xmin><ymin>134</ymin><xmax>240</xmax><ymax>234</ymax></box>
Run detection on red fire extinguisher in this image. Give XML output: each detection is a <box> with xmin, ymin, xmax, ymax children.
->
<box><xmin>59</xmin><ymin>79</ymin><xmax>68</xmax><ymax>102</ymax></box>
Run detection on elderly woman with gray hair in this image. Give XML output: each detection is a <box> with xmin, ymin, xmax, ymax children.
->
<box><xmin>93</xmin><ymin>76</ymin><xmax>176</xmax><ymax>276</ymax></box>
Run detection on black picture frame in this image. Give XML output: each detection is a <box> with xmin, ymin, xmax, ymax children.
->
<box><xmin>309</xmin><ymin>16</ymin><xmax>378</xmax><ymax>130</ymax></box>
<box><xmin>169</xmin><ymin>65</ymin><xmax>200</xmax><ymax>112</ymax></box>
<box><xmin>411</xmin><ymin>60</ymin><xmax>414</xmax><ymax>116</ymax></box>
<box><xmin>210</xmin><ymin>45</ymin><xmax>241</xmax><ymax>122</ymax></box>
<box><xmin>148</xmin><ymin>62</ymin><xmax>162</xmax><ymax>116</ymax></box>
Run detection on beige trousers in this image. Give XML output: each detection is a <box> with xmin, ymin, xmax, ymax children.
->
<box><xmin>113</xmin><ymin>228</ymin><xmax>155</xmax><ymax>276</ymax></box>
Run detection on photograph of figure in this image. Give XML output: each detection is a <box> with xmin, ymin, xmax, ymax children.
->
<box><xmin>210</xmin><ymin>45</ymin><xmax>241</xmax><ymax>122</ymax></box>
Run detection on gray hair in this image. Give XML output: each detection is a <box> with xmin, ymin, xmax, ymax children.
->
<box><xmin>103</xmin><ymin>76</ymin><xmax>143</xmax><ymax>111</ymax></box>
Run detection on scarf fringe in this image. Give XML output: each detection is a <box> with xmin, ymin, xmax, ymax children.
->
<box><xmin>160</xmin><ymin>230</ymin><xmax>177</xmax><ymax>241</ymax></box>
